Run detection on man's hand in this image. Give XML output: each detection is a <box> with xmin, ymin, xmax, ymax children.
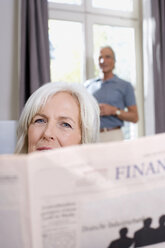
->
<box><xmin>99</xmin><ymin>103</ymin><xmax>117</xmax><ymax>116</ymax></box>
<box><xmin>99</xmin><ymin>103</ymin><xmax>139</xmax><ymax>123</ymax></box>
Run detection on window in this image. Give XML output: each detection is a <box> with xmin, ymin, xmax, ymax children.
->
<box><xmin>50</xmin><ymin>0</ymin><xmax>81</xmax><ymax>5</ymax></box>
<box><xmin>48</xmin><ymin>0</ymin><xmax>143</xmax><ymax>139</ymax></box>
<box><xmin>92</xmin><ymin>0</ymin><xmax>133</xmax><ymax>12</ymax></box>
<box><xmin>49</xmin><ymin>20</ymin><xmax>84</xmax><ymax>83</ymax></box>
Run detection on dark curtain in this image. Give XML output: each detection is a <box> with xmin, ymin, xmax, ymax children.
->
<box><xmin>151</xmin><ymin>0</ymin><xmax>165</xmax><ymax>133</ymax></box>
<box><xmin>20</xmin><ymin>0</ymin><xmax>50</xmax><ymax>111</ymax></box>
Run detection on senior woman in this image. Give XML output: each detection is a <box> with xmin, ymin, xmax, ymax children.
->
<box><xmin>15</xmin><ymin>82</ymin><xmax>100</xmax><ymax>154</ymax></box>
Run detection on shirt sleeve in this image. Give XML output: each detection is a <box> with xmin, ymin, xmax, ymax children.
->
<box><xmin>125</xmin><ymin>83</ymin><xmax>136</xmax><ymax>107</ymax></box>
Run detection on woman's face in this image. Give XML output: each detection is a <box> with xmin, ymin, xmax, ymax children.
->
<box><xmin>28</xmin><ymin>92</ymin><xmax>82</xmax><ymax>153</ymax></box>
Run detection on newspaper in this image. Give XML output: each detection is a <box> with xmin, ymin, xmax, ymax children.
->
<box><xmin>1</xmin><ymin>133</ymin><xmax>165</xmax><ymax>248</ymax></box>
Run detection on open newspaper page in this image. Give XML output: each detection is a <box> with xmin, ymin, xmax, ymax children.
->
<box><xmin>26</xmin><ymin>133</ymin><xmax>165</xmax><ymax>248</ymax></box>
<box><xmin>0</xmin><ymin>155</ymin><xmax>32</xmax><ymax>248</ymax></box>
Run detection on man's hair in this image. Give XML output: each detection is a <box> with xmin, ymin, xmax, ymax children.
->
<box><xmin>100</xmin><ymin>45</ymin><xmax>116</xmax><ymax>62</ymax></box>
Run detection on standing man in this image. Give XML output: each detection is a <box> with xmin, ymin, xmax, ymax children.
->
<box><xmin>85</xmin><ymin>45</ymin><xmax>138</xmax><ymax>142</ymax></box>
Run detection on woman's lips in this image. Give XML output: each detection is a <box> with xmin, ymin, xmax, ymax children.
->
<box><xmin>36</xmin><ymin>147</ymin><xmax>53</xmax><ymax>151</ymax></box>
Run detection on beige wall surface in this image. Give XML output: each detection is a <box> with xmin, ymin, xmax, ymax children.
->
<box><xmin>0</xmin><ymin>0</ymin><xmax>19</xmax><ymax>120</ymax></box>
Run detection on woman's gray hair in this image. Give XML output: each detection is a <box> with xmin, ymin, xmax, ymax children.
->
<box><xmin>15</xmin><ymin>82</ymin><xmax>100</xmax><ymax>153</ymax></box>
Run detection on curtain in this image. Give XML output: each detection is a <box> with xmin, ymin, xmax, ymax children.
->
<box><xmin>151</xmin><ymin>0</ymin><xmax>165</xmax><ymax>133</ymax></box>
<box><xmin>20</xmin><ymin>0</ymin><xmax>50</xmax><ymax>111</ymax></box>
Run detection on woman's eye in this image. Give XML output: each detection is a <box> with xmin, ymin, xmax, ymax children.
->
<box><xmin>34</xmin><ymin>118</ymin><xmax>46</xmax><ymax>124</ymax></box>
<box><xmin>62</xmin><ymin>122</ymin><xmax>72</xmax><ymax>128</ymax></box>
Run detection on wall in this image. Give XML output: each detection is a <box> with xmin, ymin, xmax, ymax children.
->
<box><xmin>0</xmin><ymin>0</ymin><xmax>19</xmax><ymax>120</ymax></box>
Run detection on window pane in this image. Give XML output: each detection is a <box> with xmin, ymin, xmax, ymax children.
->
<box><xmin>93</xmin><ymin>24</ymin><xmax>137</xmax><ymax>139</ymax></box>
<box><xmin>49</xmin><ymin>20</ymin><xmax>83</xmax><ymax>83</ymax></box>
<box><xmin>92</xmin><ymin>0</ymin><xmax>133</xmax><ymax>12</ymax></box>
<box><xmin>48</xmin><ymin>0</ymin><xmax>81</xmax><ymax>5</ymax></box>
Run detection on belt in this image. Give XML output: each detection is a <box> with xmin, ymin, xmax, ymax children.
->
<box><xmin>100</xmin><ymin>127</ymin><xmax>121</xmax><ymax>133</ymax></box>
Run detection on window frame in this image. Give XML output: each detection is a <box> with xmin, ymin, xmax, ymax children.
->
<box><xmin>86</xmin><ymin>0</ymin><xmax>139</xmax><ymax>19</ymax></box>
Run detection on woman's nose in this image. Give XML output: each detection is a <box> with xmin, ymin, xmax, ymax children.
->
<box><xmin>43</xmin><ymin>123</ymin><xmax>56</xmax><ymax>140</ymax></box>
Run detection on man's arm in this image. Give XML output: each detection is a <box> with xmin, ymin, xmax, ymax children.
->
<box><xmin>118</xmin><ymin>105</ymin><xmax>138</xmax><ymax>123</ymax></box>
<box><xmin>99</xmin><ymin>103</ymin><xmax>138</xmax><ymax>123</ymax></box>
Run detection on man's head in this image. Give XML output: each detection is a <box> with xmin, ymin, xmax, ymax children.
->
<box><xmin>98</xmin><ymin>46</ymin><xmax>116</xmax><ymax>74</ymax></box>
<box><xmin>143</xmin><ymin>218</ymin><xmax>152</xmax><ymax>228</ymax></box>
<box><xmin>119</xmin><ymin>227</ymin><xmax>128</xmax><ymax>238</ymax></box>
